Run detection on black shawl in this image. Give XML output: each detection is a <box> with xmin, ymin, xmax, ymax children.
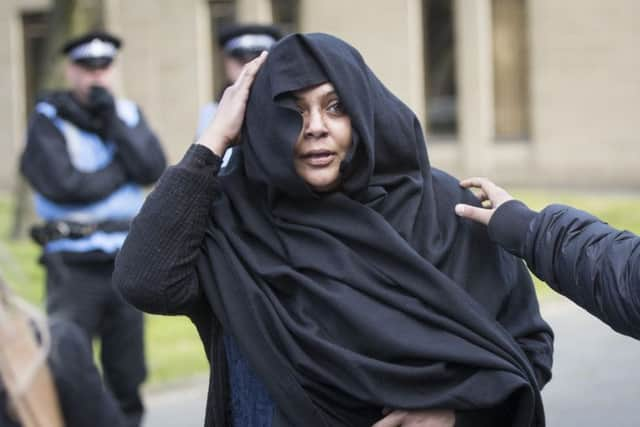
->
<box><xmin>198</xmin><ymin>33</ymin><xmax>551</xmax><ymax>427</ymax></box>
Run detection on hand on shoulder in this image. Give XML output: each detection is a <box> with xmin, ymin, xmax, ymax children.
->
<box><xmin>454</xmin><ymin>177</ymin><xmax>514</xmax><ymax>226</ymax></box>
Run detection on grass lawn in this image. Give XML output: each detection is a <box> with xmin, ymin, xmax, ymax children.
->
<box><xmin>1</xmin><ymin>189</ymin><xmax>639</xmax><ymax>384</ymax></box>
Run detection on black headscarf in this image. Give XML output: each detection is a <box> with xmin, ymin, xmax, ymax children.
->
<box><xmin>198</xmin><ymin>33</ymin><xmax>551</xmax><ymax>427</ymax></box>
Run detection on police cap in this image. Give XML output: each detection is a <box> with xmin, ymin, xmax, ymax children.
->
<box><xmin>218</xmin><ymin>23</ymin><xmax>282</xmax><ymax>61</ymax></box>
<box><xmin>61</xmin><ymin>31</ymin><xmax>122</xmax><ymax>69</ymax></box>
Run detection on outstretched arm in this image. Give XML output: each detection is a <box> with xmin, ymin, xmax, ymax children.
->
<box><xmin>455</xmin><ymin>177</ymin><xmax>640</xmax><ymax>340</ymax></box>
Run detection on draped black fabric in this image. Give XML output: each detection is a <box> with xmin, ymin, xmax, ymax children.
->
<box><xmin>198</xmin><ymin>33</ymin><xmax>550</xmax><ymax>427</ymax></box>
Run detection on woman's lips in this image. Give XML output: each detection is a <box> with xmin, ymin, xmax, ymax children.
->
<box><xmin>300</xmin><ymin>150</ymin><xmax>336</xmax><ymax>167</ymax></box>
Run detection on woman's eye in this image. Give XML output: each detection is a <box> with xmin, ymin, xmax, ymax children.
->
<box><xmin>328</xmin><ymin>101</ymin><xmax>344</xmax><ymax>114</ymax></box>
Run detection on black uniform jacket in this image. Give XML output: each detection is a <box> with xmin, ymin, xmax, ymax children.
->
<box><xmin>20</xmin><ymin>91</ymin><xmax>165</xmax><ymax>205</ymax></box>
<box><xmin>490</xmin><ymin>200</ymin><xmax>640</xmax><ymax>340</ymax></box>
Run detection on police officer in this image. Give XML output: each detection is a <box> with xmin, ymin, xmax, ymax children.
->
<box><xmin>195</xmin><ymin>23</ymin><xmax>281</xmax><ymax>167</ymax></box>
<box><xmin>20</xmin><ymin>30</ymin><xmax>166</xmax><ymax>427</ymax></box>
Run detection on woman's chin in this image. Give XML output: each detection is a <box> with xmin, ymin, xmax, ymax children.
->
<box><xmin>305</xmin><ymin>175</ymin><xmax>340</xmax><ymax>193</ymax></box>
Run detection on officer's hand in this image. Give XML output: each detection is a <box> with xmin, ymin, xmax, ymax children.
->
<box><xmin>197</xmin><ymin>51</ymin><xmax>268</xmax><ymax>157</ymax></box>
<box><xmin>372</xmin><ymin>409</ymin><xmax>455</xmax><ymax>427</ymax></box>
<box><xmin>454</xmin><ymin>177</ymin><xmax>514</xmax><ymax>225</ymax></box>
<box><xmin>88</xmin><ymin>85</ymin><xmax>116</xmax><ymax>116</ymax></box>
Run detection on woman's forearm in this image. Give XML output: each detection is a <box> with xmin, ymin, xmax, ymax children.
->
<box><xmin>113</xmin><ymin>144</ymin><xmax>222</xmax><ymax>315</ymax></box>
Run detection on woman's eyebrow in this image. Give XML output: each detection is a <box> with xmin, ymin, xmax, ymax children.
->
<box><xmin>293</xmin><ymin>89</ymin><xmax>338</xmax><ymax>102</ymax></box>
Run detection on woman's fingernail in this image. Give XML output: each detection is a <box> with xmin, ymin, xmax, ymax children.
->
<box><xmin>455</xmin><ymin>204</ymin><xmax>464</xmax><ymax>215</ymax></box>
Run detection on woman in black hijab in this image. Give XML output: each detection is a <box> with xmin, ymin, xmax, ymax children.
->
<box><xmin>114</xmin><ymin>33</ymin><xmax>553</xmax><ymax>427</ymax></box>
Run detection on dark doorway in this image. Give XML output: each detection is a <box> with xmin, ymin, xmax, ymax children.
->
<box><xmin>492</xmin><ymin>0</ymin><xmax>530</xmax><ymax>141</ymax></box>
<box><xmin>22</xmin><ymin>11</ymin><xmax>50</xmax><ymax>117</ymax></box>
<box><xmin>423</xmin><ymin>0</ymin><xmax>458</xmax><ymax>139</ymax></box>
<box><xmin>208</xmin><ymin>0</ymin><xmax>237</xmax><ymax>99</ymax></box>
<box><xmin>271</xmin><ymin>0</ymin><xmax>299</xmax><ymax>34</ymax></box>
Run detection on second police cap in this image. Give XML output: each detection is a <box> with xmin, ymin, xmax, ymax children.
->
<box><xmin>218</xmin><ymin>24</ymin><xmax>282</xmax><ymax>60</ymax></box>
<box><xmin>62</xmin><ymin>31</ymin><xmax>122</xmax><ymax>69</ymax></box>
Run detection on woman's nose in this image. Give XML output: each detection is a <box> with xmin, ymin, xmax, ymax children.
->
<box><xmin>304</xmin><ymin>109</ymin><xmax>328</xmax><ymax>138</ymax></box>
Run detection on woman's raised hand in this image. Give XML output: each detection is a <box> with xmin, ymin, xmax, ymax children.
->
<box><xmin>197</xmin><ymin>51</ymin><xmax>268</xmax><ymax>157</ymax></box>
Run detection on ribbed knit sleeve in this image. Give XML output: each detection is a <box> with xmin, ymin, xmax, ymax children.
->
<box><xmin>113</xmin><ymin>144</ymin><xmax>222</xmax><ymax>315</ymax></box>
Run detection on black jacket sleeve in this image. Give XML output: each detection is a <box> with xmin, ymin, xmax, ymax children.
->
<box><xmin>20</xmin><ymin>111</ymin><xmax>129</xmax><ymax>204</ymax></box>
<box><xmin>109</xmin><ymin>107</ymin><xmax>167</xmax><ymax>185</ymax></box>
<box><xmin>113</xmin><ymin>144</ymin><xmax>222</xmax><ymax>316</ymax></box>
<box><xmin>489</xmin><ymin>200</ymin><xmax>640</xmax><ymax>340</ymax></box>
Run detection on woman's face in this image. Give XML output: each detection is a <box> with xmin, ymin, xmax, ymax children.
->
<box><xmin>293</xmin><ymin>82</ymin><xmax>352</xmax><ymax>192</ymax></box>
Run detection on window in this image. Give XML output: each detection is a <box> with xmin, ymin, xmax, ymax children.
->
<box><xmin>208</xmin><ymin>0</ymin><xmax>236</xmax><ymax>98</ymax></box>
<box><xmin>22</xmin><ymin>11</ymin><xmax>50</xmax><ymax>117</ymax></box>
<box><xmin>271</xmin><ymin>0</ymin><xmax>299</xmax><ymax>35</ymax></box>
<box><xmin>492</xmin><ymin>0</ymin><xmax>530</xmax><ymax>140</ymax></box>
<box><xmin>423</xmin><ymin>0</ymin><xmax>458</xmax><ymax>139</ymax></box>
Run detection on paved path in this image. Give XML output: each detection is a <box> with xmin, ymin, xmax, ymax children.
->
<box><xmin>541</xmin><ymin>299</ymin><xmax>640</xmax><ymax>426</ymax></box>
<box><xmin>144</xmin><ymin>298</ymin><xmax>640</xmax><ymax>427</ymax></box>
<box><xmin>144</xmin><ymin>377</ymin><xmax>208</xmax><ymax>427</ymax></box>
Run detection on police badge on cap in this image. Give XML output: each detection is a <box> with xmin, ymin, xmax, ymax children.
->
<box><xmin>218</xmin><ymin>24</ymin><xmax>282</xmax><ymax>62</ymax></box>
<box><xmin>62</xmin><ymin>31</ymin><xmax>122</xmax><ymax>69</ymax></box>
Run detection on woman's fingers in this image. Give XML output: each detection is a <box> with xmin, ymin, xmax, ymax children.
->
<box><xmin>372</xmin><ymin>409</ymin><xmax>456</xmax><ymax>427</ymax></box>
<box><xmin>197</xmin><ymin>51</ymin><xmax>268</xmax><ymax>155</ymax></box>
<box><xmin>222</xmin><ymin>51</ymin><xmax>267</xmax><ymax>101</ymax></box>
<box><xmin>234</xmin><ymin>51</ymin><xmax>268</xmax><ymax>90</ymax></box>
<box><xmin>219</xmin><ymin>51</ymin><xmax>267</xmax><ymax>106</ymax></box>
<box><xmin>372</xmin><ymin>410</ymin><xmax>409</xmax><ymax>427</ymax></box>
